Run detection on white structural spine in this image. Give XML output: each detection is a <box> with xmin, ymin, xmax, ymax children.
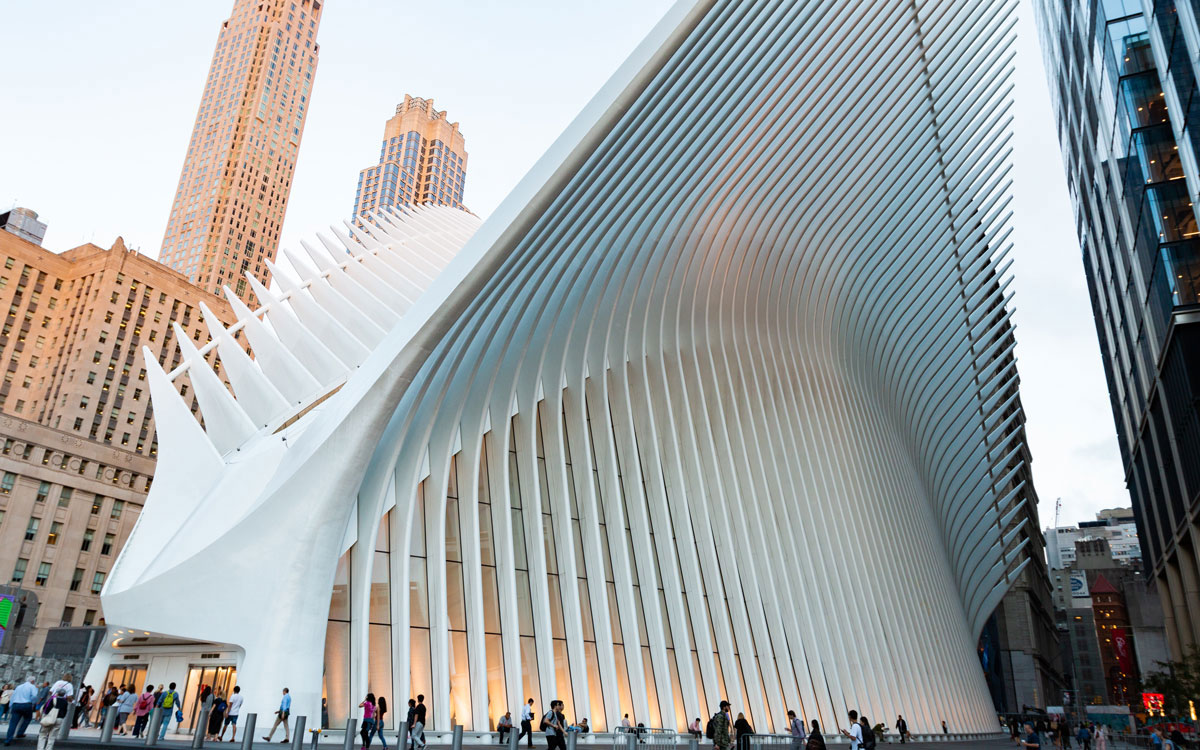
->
<box><xmin>96</xmin><ymin>0</ymin><xmax>1027</xmax><ymax>737</ymax></box>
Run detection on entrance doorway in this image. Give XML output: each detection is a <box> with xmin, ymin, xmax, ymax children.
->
<box><xmin>181</xmin><ymin>666</ymin><xmax>237</xmax><ymax>733</ymax></box>
<box><xmin>102</xmin><ymin>665</ymin><xmax>147</xmax><ymax>730</ymax></box>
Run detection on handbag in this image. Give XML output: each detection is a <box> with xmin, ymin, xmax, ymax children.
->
<box><xmin>40</xmin><ymin>707</ymin><xmax>59</xmax><ymax>727</ymax></box>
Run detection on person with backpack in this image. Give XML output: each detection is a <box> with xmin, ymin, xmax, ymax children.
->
<box><xmin>541</xmin><ymin>700</ymin><xmax>565</xmax><ymax>750</ymax></box>
<box><xmin>411</xmin><ymin>694</ymin><xmax>427</xmax><ymax>750</ymax></box>
<box><xmin>132</xmin><ymin>686</ymin><xmax>155</xmax><ymax>738</ymax></box>
<box><xmin>1076</xmin><ymin>724</ymin><xmax>1091</xmax><ymax>750</ymax></box>
<box><xmin>36</xmin><ymin>688</ymin><xmax>70</xmax><ymax>750</ymax></box>
<box><xmin>806</xmin><ymin>720</ymin><xmax>825</xmax><ymax>750</ymax></box>
<box><xmin>157</xmin><ymin>683</ymin><xmax>182</xmax><ymax>740</ymax></box>
<box><xmin>787</xmin><ymin>710</ymin><xmax>806</xmax><ymax>750</ymax></box>
<box><xmin>858</xmin><ymin>715</ymin><xmax>876</xmax><ymax>750</ymax></box>
<box><xmin>840</xmin><ymin>710</ymin><xmax>864</xmax><ymax>750</ymax></box>
<box><xmin>706</xmin><ymin>701</ymin><xmax>731</xmax><ymax>750</ymax></box>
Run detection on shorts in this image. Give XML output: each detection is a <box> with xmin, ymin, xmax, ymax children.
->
<box><xmin>224</xmin><ymin>715</ymin><xmax>239</xmax><ymax>726</ymax></box>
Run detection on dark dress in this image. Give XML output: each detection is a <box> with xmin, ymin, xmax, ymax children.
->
<box><xmin>734</xmin><ymin>719</ymin><xmax>754</xmax><ymax>750</ymax></box>
<box><xmin>208</xmin><ymin>699</ymin><xmax>227</xmax><ymax>735</ymax></box>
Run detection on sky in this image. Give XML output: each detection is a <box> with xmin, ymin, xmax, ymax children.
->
<box><xmin>0</xmin><ymin>0</ymin><xmax>1128</xmax><ymax>527</ymax></box>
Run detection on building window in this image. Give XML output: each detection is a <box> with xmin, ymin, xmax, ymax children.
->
<box><xmin>110</xmin><ymin>500</ymin><xmax>124</xmax><ymax>519</ymax></box>
<box><xmin>91</xmin><ymin>496</ymin><xmax>103</xmax><ymax>515</ymax></box>
<box><xmin>0</xmin><ymin>473</ymin><xmax>14</xmax><ymax>494</ymax></box>
<box><xmin>12</xmin><ymin>558</ymin><xmax>27</xmax><ymax>583</ymax></box>
<box><xmin>70</xmin><ymin>568</ymin><xmax>83</xmax><ymax>592</ymax></box>
<box><xmin>47</xmin><ymin>522</ymin><xmax>61</xmax><ymax>545</ymax></box>
<box><xmin>101</xmin><ymin>533</ymin><xmax>114</xmax><ymax>556</ymax></box>
<box><xmin>81</xmin><ymin>529</ymin><xmax>94</xmax><ymax>552</ymax></box>
<box><xmin>60</xmin><ymin>607</ymin><xmax>75</xmax><ymax>627</ymax></box>
<box><xmin>83</xmin><ymin>609</ymin><xmax>95</xmax><ymax>626</ymax></box>
<box><xmin>35</xmin><ymin>562</ymin><xmax>50</xmax><ymax>586</ymax></box>
<box><xmin>58</xmin><ymin>488</ymin><xmax>72</xmax><ymax>508</ymax></box>
<box><xmin>91</xmin><ymin>572</ymin><xmax>105</xmax><ymax>594</ymax></box>
<box><xmin>35</xmin><ymin>482</ymin><xmax>50</xmax><ymax>503</ymax></box>
<box><xmin>24</xmin><ymin>517</ymin><xmax>39</xmax><ymax>541</ymax></box>
<box><xmin>87</xmin><ymin>371</ymin><xmax>96</xmax><ymax>384</ymax></box>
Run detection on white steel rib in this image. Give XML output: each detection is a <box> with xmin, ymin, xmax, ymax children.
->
<box><xmin>97</xmin><ymin>0</ymin><xmax>1027</xmax><ymax>737</ymax></box>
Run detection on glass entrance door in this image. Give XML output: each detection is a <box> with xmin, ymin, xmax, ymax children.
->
<box><xmin>102</xmin><ymin>666</ymin><xmax>147</xmax><ymax>730</ymax></box>
<box><xmin>181</xmin><ymin>666</ymin><xmax>237</xmax><ymax>733</ymax></box>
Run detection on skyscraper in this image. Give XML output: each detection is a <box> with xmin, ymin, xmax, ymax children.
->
<box><xmin>159</xmin><ymin>0</ymin><xmax>323</xmax><ymax>302</ymax></box>
<box><xmin>352</xmin><ymin>95</ymin><xmax>467</xmax><ymax>219</ymax></box>
<box><xmin>1034</xmin><ymin>0</ymin><xmax>1200</xmax><ymax>658</ymax></box>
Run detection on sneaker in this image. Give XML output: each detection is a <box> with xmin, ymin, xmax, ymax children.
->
<box><xmin>282</xmin><ymin>740</ymin><xmax>290</xmax><ymax>744</ymax></box>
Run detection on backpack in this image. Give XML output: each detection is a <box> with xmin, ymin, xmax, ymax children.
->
<box><xmin>162</xmin><ymin>691</ymin><xmax>175</xmax><ymax>709</ymax></box>
<box><xmin>860</xmin><ymin>723</ymin><xmax>876</xmax><ymax>750</ymax></box>
<box><xmin>705</xmin><ymin>715</ymin><xmax>716</xmax><ymax>740</ymax></box>
<box><xmin>540</xmin><ymin>711</ymin><xmax>554</xmax><ymax>732</ymax></box>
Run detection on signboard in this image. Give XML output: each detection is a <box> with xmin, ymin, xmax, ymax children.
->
<box><xmin>1144</xmin><ymin>693</ymin><xmax>1165</xmax><ymax>713</ymax></box>
<box><xmin>1070</xmin><ymin>571</ymin><xmax>1089</xmax><ymax>598</ymax></box>
<box><xmin>1113</xmin><ymin>628</ymin><xmax>1134</xmax><ymax>676</ymax></box>
<box><xmin>0</xmin><ymin>594</ymin><xmax>14</xmax><ymax>649</ymax></box>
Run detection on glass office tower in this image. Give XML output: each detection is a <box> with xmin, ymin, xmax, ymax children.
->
<box><xmin>1035</xmin><ymin>0</ymin><xmax>1200</xmax><ymax>657</ymax></box>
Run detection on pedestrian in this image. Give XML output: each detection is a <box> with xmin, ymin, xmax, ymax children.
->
<box><xmin>219</xmin><ymin>686</ymin><xmax>244</xmax><ymax>743</ymax></box>
<box><xmin>322</xmin><ymin>698</ymin><xmax>329</xmax><ymax>731</ymax></box>
<box><xmin>133</xmin><ymin>685</ymin><xmax>155</xmax><ymax>738</ymax></box>
<box><xmin>405</xmin><ymin>700</ymin><xmax>417</xmax><ymax>749</ymax></box>
<box><xmin>941</xmin><ymin>720</ymin><xmax>947</xmax><ymax>735</ymax></box>
<box><xmin>498</xmin><ymin>712</ymin><xmax>513</xmax><ymax>745</ymax></box>
<box><xmin>117</xmin><ymin>684</ymin><xmax>136</xmax><ymax>735</ymax></box>
<box><xmin>3</xmin><ymin>677</ymin><xmax>37</xmax><ymax>746</ymax></box>
<box><xmin>34</xmin><ymin>683</ymin><xmax>50</xmax><ymax>712</ymax></box>
<box><xmin>858</xmin><ymin>715</ymin><xmax>876</xmax><ymax>750</ymax></box>
<box><xmin>1</xmin><ymin>684</ymin><xmax>12</xmax><ymax>723</ymax></box>
<box><xmin>263</xmin><ymin>687</ymin><xmax>292</xmax><ymax>743</ymax></box>
<box><xmin>840</xmin><ymin>710</ymin><xmax>863</xmax><ymax>750</ymax></box>
<box><xmin>733</xmin><ymin>713</ymin><xmax>754</xmax><ymax>750</ymax></box>
<box><xmin>74</xmin><ymin>686</ymin><xmax>92</xmax><ymax>729</ymax></box>
<box><xmin>689</xmin><ymin>718</ymin><xmax>703</xmax><ymax>738</ymax></box>
<box><xmin>896</xmin><ymin>715</ymin><xmax>909</xmax><ymax>744</ymax></box>
<box><xmin>806</xmin><ymin>720</ymin><xmax>825</xmax><ymax>750</ymax></box>
<box><xmin>1060</xmin><ymin>720</ymin><xmax>1073</xmax><ymax>749</ymax></box>
<box><xmin>36</xmin><ymin>689</ymin><xmax>70</xmax><ymax>750</ymax></box>
<box><xmin>359</xmin><ymin>693</ymin><xmax>376</xmax><ymax>750</ymax></box>
<box><xmin>1094</xmin><ymin>725</ymin><xmax>1106</xmax><ymax>750</ymax></box>
<box><xmin>1077</xmin><ymin>724</ymin><xmax>1091</xmax><ymax>750</ymax></box>
<box><xmin>48</xmin><ymin>675</ymin><xmax>73</xmax><ymax>702</ymax></box>
<box><xmin>519</xmin><ymin>700</ymin><xmax>535</xmax><ymax>748</ymax></box>
<box><xmin>411</xmin><ymin>695</ymin><xmax>427</xmax><ymax>750</ymax></box>
<box><xmin>541</xmin><ymin>700</ymin><xmax>565</xmax><ymax>750</ymax></box>
<box><xmin>372</xmin><ymin>697</ymin><xmax>389</xmax><ymax>749</ymax></box>
<box><xmin>1170</xmin><ymin>729</ymin><xmax>1186</xmax><ymax>749</ymax></box>
<box><xmin>787</xmin><ymin>710</ymin><xmax>805</xmax><ymax>750</ymax></box>
<box><xmin>157</xmin><ymin>682</ymin><xmax>182</xmax><ymax>740</ymax></box>
<box><xmin>207</xmin><ymin>691</ymin><xmax>227</xmax><ymax>742</ymax></box>
<box><xmin>1019</xmin><ymin>723</ymin><xmax>1041</xmax><ymax>749</ymax></box>
<box><xmin>621</xmin><ymin>715</ymin><xmax>632</xmax><ymax>730</ymax></box>
<box><xmin>710</xmin><ymin>701</ymin><xmax>732</xmax><ymax>750</ymax></box>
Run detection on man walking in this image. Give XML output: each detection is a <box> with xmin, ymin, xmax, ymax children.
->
<box><xmin>896</xmin><ymin>716</ymin><xmax>908</xmax><ymax>744</ymax></box>
<box><xmin>263</xmin><ymin>687</ymin><xmax>292</xmax><ymax>743</ymax></box>
<box><xmin>519</xmin><ymin>699</ymin><xmax>535</xmax><ymax>748</ymax></box>
<box><xmin>541</xmin><ymin>700</ymin><xmax>564</xmax><ymax>750</ymax></box>
<box><xmin>219</xmin><ymin>686</ymin><xmax>243</xmax><ymax>742</ymax></box>
<box><xmin>787</xmin><ymin>711</ymin><xmax>806</xmax><ymax>750</ymax></box>
<box><xmin>158</xmin><ymin>682</ymin><xmax>182</xmax><ymax>740</ymax></box>
<box><xmin>840</xmin><ymin>711</ymin><xmax>863</xmax><ymax>750</ymax></box>
<box><xmin>411</xmin><ymin>695</ymin><xmax>427</xmax><ymax>750</ymax></box>
<box><xmin>3</xmin><ymin>677</ymin><xmax>37</xmax><ymax>746</ymax></box>
<box><xmin>711</xmin><ymin>701</ymin><xmax>731</xmax><ymax>750</ymax></box>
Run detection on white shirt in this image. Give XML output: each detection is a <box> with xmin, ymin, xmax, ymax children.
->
<box><xmin>847</xmin><ymin>722</ymin><xmax>863</xmax><ymax>750</ymax></box>
<box><xmin>228</xmin><ymin>693</ymin><xmax>244</xmax><ymax>717</ymax></box>
<box><xmin>49</xmin><ymin>680</ymin><xmax>74</xmax><ymax>699</ymax></box>
<box><xmin>521</xmin><ymin>705</ymin><xmax>533</xmax><ymax>722</ymax></box>
<box><xmin>621</xmin><ymin>718</ymin><xmax>631</xmax><ymax>728</ymax></box>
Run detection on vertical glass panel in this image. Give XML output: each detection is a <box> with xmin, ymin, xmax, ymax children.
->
<box><xmin>537</xmin><ymin>457</ymin><xmax>551</xmax><ymax>514</ymax></box>
<box><xmin>554</xmin><ymin>640</ymin><xmax>575</xmax><ymax>725</ymax></box>
<box><xmin>634</xmin><ymin>586</ymin><xmax>649</xmax><ymax>644</ymax></box>
<box><xmin>713</xmin><ymin>654</ymin><xmax>729</xmax><ymax>706</ymax></box>
<box><xmin>512</xmin><ymin>509</ymin><xmax>529</xmax><ymax>570</ymax></box>
<box><xmin>447</xmin><ymin>456</ymin><xmax>459</xmax><ymax>499</ymax></box>
<box><xmin>516</xmin><ymin>570</ymin><xmax>536</xmax><ymax>637</ymax></box>
<box><xmin>368</xmin><ymin>624</ymin><xmax>393</xmax><ymax>722</ymax></box>
<box><xmin>1163</xmin><ymin>241</ymin><xmax>1200</xmax><ymax>304</ymax></box>
<box><xmin>449</xmin><ymin>631</ymin><xmax>471</xmax><ymax>728</ymax></box>
<box><xmin>483</xmin><ymin>566</ymin><xmax>502</xmax><ymax>634</ymax></box>
<box><xmin>584</xmin><ymin>642</ymin><xmax>606</xmax><ymax>731</ymax></box>
<box><xmin>690</xmin><ymin>651</ymin><xmax>707</xmax><ymax>718</ymax></box>
<box><xmin>572</xmin><ymin>520</ymin><xmax>585</xmax><ymax>573</ymax></box>
<box><xmin>323</xmin><ymin>620</ymin><xmax>350</xmax><ymax>728</ymax></box>
<box><xmin>666</xmin><ymin>648</ymin><xmax>687</xmax><ymax>732</ymax></box>
<box><xmin>642</xmin><ymin>646</ymin><xmax>662</xmax><ymax>728</ymax></box>
<box><xmin>478</xmin><ymin>439</ymin><xmax>491</xmax><ymax>505</ymax></box>
<box><xmin>607</xmin><ymin>582</ymin><xmax>623</xmax><ymax>643</ymax></box>
<box><xmin>508</xmin><ymin>451</ymin><xmax>522</xmax><ymax>510</ymax></box>
<box><xmin>565</xmin><ymin>463</ymin><xmax>579</xmax><ymax>520</ymax></box>
<box><xmin>446</xmin><ymin>498</ymin><xmax>462</xmax><ymax>563</ymax></box>
<box><xmin>542</xmin><ymin>515</ymin><xmax>558</xmax><ymax>574</ymax></box>
<box><xmin>578</xmin><ymin>580</ymin><xmax>595</xmax><ymax>642</ymax></box>
<box><xmin>486</xmin><ymin>634</ymin><xmax>507</xmax><ymax>731</ymax></box>
<box><xmin>659</xmin><ymin>590</ymin><xmax>673</xmax><ymax>649</ymax></box>
<box><xmin>547</xmin><ymin>574</ymin><xmax>566</xmax><ymax>639</ymax></box>
<box><xmin>479</xmin><ymin>503</ymin><xmax>495</xmax><ymax>567</ymax></box>
<box><xmin>613</xmin><ymin>644</ymin><xmax>634</xmax><ymax>721</ymax></box>
<box><xmin>370</xmin><ymin>551</ymin><xmax>391</xmax><ymax>624</ymax></box>
<box><xmin>329</xmin><ymin>552</ymin><xmax>350</xmax><ymax>621</ymax></box>
<box><xmin>447</xmin><ymin>560</ymin><xmax>467</xmax><ymax>631</ymax></box>
<box><xmin>411</xmin><ymin>484</ymin><xmax>426</xmax><ymax>557</ymax></box>
<box><xmin>520</xmin><ymin>636</ymin><xmax>541</xmax><ymax>708</ymax></box>
<box><xmin>410</xmin><ymin>627</ymin><xmax>432</xmax><ymax>715</ymax></box>
<box><xmin>377</xmin><ymin>511</ymin><xmax>391</xmax><ymax>552</ymax></box>
<box><xmin>410</xmin><ymin>557</ymin><xmax>429</xmax><ymax>628</ymax></box>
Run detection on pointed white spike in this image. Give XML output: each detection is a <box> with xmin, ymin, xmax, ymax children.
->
<box><xmin>173</xmin><ymin>323</ymin><xmax>257</xmax><ymax>454</ymax></box>
<box><xmin>200</xmin><ymin>303</ymin><xmax>289</xmax><ymax>427</ymax></box>
<box><xmin>223</xmin><ymin>286</ymin><xmax>322</xmax><ymax>404</ymax></box>
<box><xmin>247</xmin><ymin>274</ymin><xmax>347</xmax><ymax>383</ymax></box>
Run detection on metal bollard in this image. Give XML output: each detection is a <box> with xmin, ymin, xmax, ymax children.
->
<box><xmin>147</xmin><ymin>707</ymin><xmax>164</xmax><ymax>747</ymax></box>
<box><xmin>343</xmin><ymin>718</ymin><xmax>359</xmax><ymax>750</ymax></box>
<box><xmin>57</xmin><ymin>704</ymin><xmax>76</xmax><ymax>741</ymax></box>
<box><xmin>452</xmin><ymin>725</ymin><xmax>464</xmax><ymax>750</ymax></box>
<box><xmin>291</xmin><ymin>715</ymin><xmax>307</xmax><ymax>750</ymax></box>
<box><xmin>565</xmin><ymin>731</ymin><xmax>577</xmax><ymax>750</ymax></box>
<box><xmin>397</xmin><ymin>720</ymin><xmax>409</xmax><ymax>750</ymax></box>
<box><xmin>625</xmin><ymin>731</ymin><xmax>636</xmax><ymax>750</ymax></box>
<box><xmin>240</xmin><ymin>713</ymin><xmax>258</xmax><ymax>750</ymax></box>
<box><xmin>507</xmin><ymin>722</ymin><xmax>519</xmax><ymax>750</ymax></box>
<box><xmin>194</xmin><ymin>706</ymin><xmax>212</xmax><ymax>749</ymax></box>
<box><xmin>688</xmin><ymin>739</ymin><xmax>699</xmax><ymax>750</ymax></box>
<box><xmin>101</xmin><ymin>701</ymin><xmax>120</xmax><ymax>743</ymax></box>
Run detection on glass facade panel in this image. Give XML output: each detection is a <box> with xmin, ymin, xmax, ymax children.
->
<box><xmin>410</xmin><ymin>627</ymin><xmax>433</xmax><ymax>712</ymax></box>
<box><xmin>486</xmin><ymin>634</ymin><xmax>507</xmax><ymax>730</ymax></box>
<box><xmin>449</xmin><ymin>631</ymin><xmax>472</xmax><ymax>727</ymax></box>
<box><xmin>371</xmin><ymin>550</ymin><xmax>390</xmax><ymax>624</ymax></box>
<box><xmin>324</xmin><ymin>620</ymin><xmax>350</xmax><ymax>728</ymax></box>
<box><xmin>368</xmin><ymin>624</ymin><xmax>393</xmax><ymax>721</ymax></box>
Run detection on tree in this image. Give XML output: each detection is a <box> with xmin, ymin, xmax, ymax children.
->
<box><xmin>1142</xmin><ymin>645</ymin><xmax>1200</xmax><ymax>718</ymax></box>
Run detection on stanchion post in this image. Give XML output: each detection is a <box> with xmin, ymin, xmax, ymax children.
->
<box><xmin>625</xmin><ymin>731</ymin><xmax>636</xmax><ymax>750</ymax></box>
<box><xmin>508</xmin><ymin>722</ymin><xmax>519</xmax><ymax>750</ymax></box>
<box><xmin>290</xmin><ymin>715</ymin><xmax>307</xmax><ymax>750</ymax></box>
<box><xmin>343</xmin><ymin>718</ymin><xmax>359</xmax><ymax>750</ymax></box>
<box><xmin>565</xmin><ymin>731</ymin><xmax>577</xmax><ymax>750</ymax></box>
<box><xmin>240</xmin><ymin>713</ymin><xmax>258</xmax><ymax>750</ymax></box>
<box><xmin>57</xmin><ymin>704</ymin><xmax>76</xmax><ymax>741</ymax></box>
<box><xmin>397</xmin><ymin>720</ymin><xmax>409</xmax><ymax>750</ymax></box>
<box><xmin>193</xmin><ymin>706</ymin><xmax>211</xmax><ymax>749</ymax></box>
<box><xmin>146</xmin><ymin>707</ymin><xmax>164</xmax><ymax>747</ymax></box>
<box><xmin>101</xmin><ymin>701</ymin><xmax>119</xmax><ymax>743</ymax></box>
<box><xmin>688</xmin><ymin>738</ymin><xmax>699</xmax><ymax>750</ymax></box>
<box><xmin>452</xmin><ymin>725</ymin><xmax>464</xmax><ymax>750</ymax></box>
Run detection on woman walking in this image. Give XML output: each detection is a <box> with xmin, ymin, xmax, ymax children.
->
<box><xmin>371</xmin><ymin>697</ymin><xmax>389</xmax><ymax>749</ymax></box>
<box><xmin>37</xmin><ymin>688</ymin><xmax>70</xmax><ymax>750</ymax></box>
<box><xmin>133</xmin><ymin>686</ymin><xmax>155</xmax><ymax>738</ymax></box>
<box><xmin>734</xmin><ymin>713</ymin><xmax>754</xmax><ymax>750</ymax></box>
<box><xmin>806</xmin><ymin>720</ymin><xmax>825</xmax><ymax>750</ymax></box>
<box><xmin>1</xmin><ymin>684</ymin><xmax>13</xmax><ymax>723</ymax></box>
<box><xmin>358</xmin><ymin>694</ymin><xmax>376</xmax><ymax>750</ymax></box>
<box><xmin>206</xmin><ymin>692</ymin><xmax>227</xmax><ymax>742</ymax></box>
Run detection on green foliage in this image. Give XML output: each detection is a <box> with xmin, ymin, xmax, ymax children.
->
<box><xmin>1142</xmin><ymin>644</ymin><xmax>1200</xmax><ymax>717</ymax></box>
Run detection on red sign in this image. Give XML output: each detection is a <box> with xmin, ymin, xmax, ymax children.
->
<box><xmin>1143</xmin><ymin>693</ymin><xmax>1164</xmax><ymax>712</ymax></box>
<box><xmin>1113</xmin><ymin>628</ymin><xmax>1134</xmax><ymax>676</ymax></box>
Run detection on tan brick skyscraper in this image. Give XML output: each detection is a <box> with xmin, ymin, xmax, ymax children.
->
<box><xmin>159</xmin><ymin>0</ymin><xmax>323</xmax><ymax>302</ymax></box>
<box><xmin>352</xmin><ymin>95</ymin><xmax>468</xmax><ymax>219</ymax></box>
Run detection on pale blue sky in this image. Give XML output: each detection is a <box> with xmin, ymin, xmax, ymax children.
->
<box><xmin>0</xmin><ymin>0</ymin><xmax>1125</xmax><ymax>526</ymax></box>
